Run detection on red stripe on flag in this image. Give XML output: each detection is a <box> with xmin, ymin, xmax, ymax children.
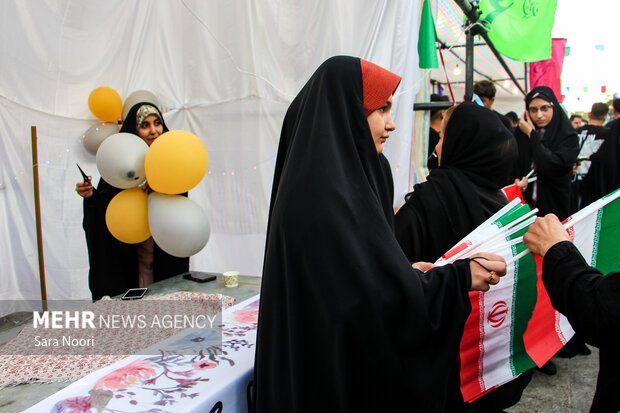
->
<box><xmin>459</xmin><ymin>291</ymin><xmax>485</xmax><ymax>401</ymax></box>
<box><xmin>522</xmin><ymin>254</ymin><xmax>566</xmax><ymax>366</ymax></box>
<box><xmin>442</xmin><ymin>241</ymin><xmax>472</xmax><ymax>260</ymax></box>
<box><xmin>501</xmin><ymin>184</ymin><xmax>525</xmax><ymax>204</ymax></box>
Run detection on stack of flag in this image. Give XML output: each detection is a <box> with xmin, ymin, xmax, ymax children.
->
<box><xmin>436</xmin><ymin>188</ymin><xmax>620</xmax><ymax>401</ymax></box>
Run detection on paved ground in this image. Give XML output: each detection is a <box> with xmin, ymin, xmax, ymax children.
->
<box><xmin>507</xmin><ymin>348</ymin><xmax>599</xmax><ymax>412</ymax></box>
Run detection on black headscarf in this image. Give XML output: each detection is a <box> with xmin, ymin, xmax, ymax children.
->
<box><xmin>395</xmin><ymin>103</ymin><xmax>516</xmax><ymax>263</ymax></box>
<box><xmin>253</xmin><ymin>56</ymin><xmax>473</xmax><ymax>413</ymax></box>
<box><xmin>581</xmin><ymin>119</ymin><xmax>620</xmax><ymax>206</ymax></box>
<box><xmin>512</xmin><ymin>86</ymin><xmax>579</xmax><ymax>220</ymax></box>
<box><xmin>83</xmin><ymin>102</ymin><xmax>187</xmax><ymax>299</ymax></box>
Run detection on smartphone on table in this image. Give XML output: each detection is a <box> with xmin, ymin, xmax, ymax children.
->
<box><xmin>121</xmin><ymin>287</ymin><xmax>148</xmax><ymax>300</ymax></box>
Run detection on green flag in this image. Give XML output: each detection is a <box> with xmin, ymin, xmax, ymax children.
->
<box><xmin>479</xmin><ymin>0</ymin><xmax>557</xmax><ymax>62</ymax></box>
<box><xmin>418</xmin><ymin>0</ymin><xmax>438</xmax><ymax>69</ymax></box>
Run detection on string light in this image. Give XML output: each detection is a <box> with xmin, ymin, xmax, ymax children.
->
<box><xmin>453</xmin><ymin>65</ymin><xmax>462</xmax><ymax>76</ymax></box>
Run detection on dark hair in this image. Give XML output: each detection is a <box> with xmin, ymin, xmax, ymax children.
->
<box><xmin>570</xmin><ymin>114</ymin><xmax>582</xmax><ymax>122</ymax></box>
<box><xmin>613</xmin><ymin>98</ymin><xmax>620</xmax><ymax>113</ymax></box>
<box><xmin>590</xmin><ymin>103</ymin><xmax>609</xmax><ymax>121</ymax></box>
<box><xmin>473</xmin><ymin>80</ymin><xmax>496</xmax><ymax>99</ymax></box>
<box><xmin>505</xmin><ymin>111</ymin><xmax>519</xmax><ymax>123</ymax></box>
<box><xmin>430</xmin><ymin>93</ymin><xmax>451</xmax><ymax>121</ymax></box>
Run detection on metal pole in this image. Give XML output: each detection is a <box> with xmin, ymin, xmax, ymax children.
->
<box><xmin>31</xmin><ymin>126</ymin><xmax>48</xmax><ymax>311</ymax></box>
<box><xmin>464</xmin><ymin>26</ymin><xmax>475</xmax><ymax>102</ymax></box>
<box><xmin>524</xmin><ymin>62</ymin><xmax>529</xmax><ymax>92</ymax></box>
<box><xmin>452</xmin><ymin>0</ymin><xmax>526</xmax><ymax>96</ymax></box>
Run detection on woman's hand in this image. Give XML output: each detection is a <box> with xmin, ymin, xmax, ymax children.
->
<box><xmin>412</xmin><ymin>261</ymin><xmax>435</xmax><ymax>272</ymax></box>
<box><xmin>514</xmin><ymin>176</ymin><xmax>529</xmax><ymax>192</ymax></box>
<box><xmin>469</xmin><ymin>252</ymin><xmax>507</xmax><ymax>292</ymax></box>
<box><xmin>75</xmin><ymin>178</ymin><xmax>93</xmax><ymax>198</ymax></box>
<box><xmin>518</xmin><ymin>111</ymin><xmax>534</xmax><ymax>137</ymax></box>
<box><xmin>141</xmin><ymin>181</ymin><xmax>153</xmax><ymax>194</ymax></box>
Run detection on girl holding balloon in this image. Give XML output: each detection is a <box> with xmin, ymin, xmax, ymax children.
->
<box><xmin>76</xmin><ymin>102</ymin><xmax>189</xmax><ymax>300</ymax></box>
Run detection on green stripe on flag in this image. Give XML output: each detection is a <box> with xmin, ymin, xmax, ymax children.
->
<box><xmin>509</xmin><ymin>240</ymin><xmax>536</xmax><ymax>373</ymax></box>
<box><xmin>495</xmin><ymin>204</ymin><xmax>531</xmax><ymax>228</ymax></box>
<box><xmin>593</xmin><ymin>200</ymin><xmax>620</xmax><ymax>274</ymax></box>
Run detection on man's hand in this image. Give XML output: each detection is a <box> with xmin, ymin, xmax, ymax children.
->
<box><xmin>523</xmin><ymin>214</ymin><xmax>571</xmax><ymax>257</ymax></box>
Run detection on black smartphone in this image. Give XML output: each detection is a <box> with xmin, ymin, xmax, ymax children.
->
<box><xmin>121</xmin><ymin>287</ymin><xmax>148</xmax><ymax>300</ymax></box>
<box><xmin>182</xmin><ymin>271</ymin><xmax>217</xmax><ymax>283</ymax></box>
<box><xmin>76</xmin><ymin>163</ymin><xmax>90</xmax><ymax>182</ymax></box>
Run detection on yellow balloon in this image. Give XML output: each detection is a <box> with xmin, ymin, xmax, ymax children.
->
<box><xmin>105</xmin><ymin>188</ymin><xmax>151</xmax><ymax>243</ymax></box>
<box><xmin>88</xmin><ymin>87</ymin><xmax>122</xmax><ymax>122</ymax></box>
<box><xmin>145</xmin><ymin>130</ymin><xmax>209</xmax><ymax>194</ymax></box>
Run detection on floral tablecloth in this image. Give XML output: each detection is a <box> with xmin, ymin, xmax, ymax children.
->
<box><xmin>24</xmin><ymin>295</ymin><xmax>260</xmax><ymax>413</ymax></box>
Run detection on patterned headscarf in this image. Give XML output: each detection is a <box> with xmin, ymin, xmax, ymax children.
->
<box><xmin>136</xmin><ymin>104</ymin><xmax>161</xmax><ymax>128</ymax></box>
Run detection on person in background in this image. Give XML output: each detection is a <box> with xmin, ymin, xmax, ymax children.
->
<box><xmin>427</xmin><ymin>93</ymin><xmax>451</xmax><ymax>170</ymax></box>
<box><xmin>604</xmin><ymin>97</ymin><xmax>620</xmax><ymax>127</ymax></box>
<box><xmin>473</xmin><ymin>79</ymin><xmax>511</xmax><ymax>129</ymax></box>
<box><xmin>581</xmin><ymin>115</ymin><xmax>620</xmax><ymax>208</ymax></box>
<box><xmin>570</xmin><ymin>102</ymin><xmax>611</xmax><ymax>213</ymax></box>
<box><xmin>253</xmin><ymin>56</ymin><xmax>507</xmax><ymax>413</ymax></box>
<box><xmin>571</xmin><ymin>113</ymin><xmax>584</xmax><ymax>129</ymax></box>
<box><xmin>523</xmin><ymin>214</ymin><xmax>620</xmax><ymax>413</ymax></box>
<box><xmin>75</xmin><ymin>102</ymin><xmax>189</xmax><ymax>300</ymax></box>
<box><xmin>505</xmin><ymin>111</ymin><xmax>519</xmax><ymax>131</ymax></box>
<box><xmin>513</xmin><ymin>86</ymin><xmax>579</xmax><ymax>221</ymax></box>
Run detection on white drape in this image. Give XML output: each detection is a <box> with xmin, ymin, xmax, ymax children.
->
<box><xmin>0</xmin><ymin>0</ymin><xmax>421</xmax><ymax>316</ymax></box>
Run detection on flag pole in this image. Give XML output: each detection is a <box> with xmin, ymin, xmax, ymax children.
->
<box><xmin>31</xmin><ymin>126</ymin><xmax>48</xmax><ymax>311</ymax></box>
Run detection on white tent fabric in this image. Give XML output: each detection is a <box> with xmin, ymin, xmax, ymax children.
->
<box><xmin>0</xmin><ymin>0</ymin><xmax>421</xmax><ymax>316</ymax></box>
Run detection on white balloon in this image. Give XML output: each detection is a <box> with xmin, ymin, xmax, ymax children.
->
<box><xmin>82</xmin><ymin>122</ymin><xmax>119</xmax><ymax>155</ymax></box>
<box><xmin>96</xmin><ymin>133</ymin><xmax>149</xmax><ymax>189</ymax></box>
<box><xmin>148</xmin><ymin>193</ymin><xmax>211</xmax><ymax>257</ymax></box>
<box><xmin>122</xmin><ymin>90</ymin><xmax>159</xmax><ymax>121</ymax></box>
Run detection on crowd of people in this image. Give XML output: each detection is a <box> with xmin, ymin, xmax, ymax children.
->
<box><xmin>74</xmin><ymin>56</ymin><xmax>619</xmax><ymax>412</ymax></box>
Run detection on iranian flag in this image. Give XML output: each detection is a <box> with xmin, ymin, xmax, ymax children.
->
<box><xmin>448</xmin><ymin>189</ymin><xmax>620</xmax><ymax>401</ymax></box>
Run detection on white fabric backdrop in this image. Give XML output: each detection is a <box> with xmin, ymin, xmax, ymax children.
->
<box><xmin>0</xmin><ymin>0</ymin><xmax>421</xmax><ymax>316</ymax></box>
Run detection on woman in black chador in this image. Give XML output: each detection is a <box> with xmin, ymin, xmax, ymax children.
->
<box><xmin>513</xmin><ymin>86</ymin><xmax>579</xmax><ymax>221</ymax></box>
<box><xmin>252</xmin><ymin>56</ymin><xmax>506</xmax><ymax>413</ymax></box>
<box><xmin>395</xmin><ymin>103</ymin><xmax>533</xmax><ymax>412</ymax></box>
<box><xmin>75</xmin><ymin>102</ymin><xmax>188</xmax><ymax>300</ymax></box>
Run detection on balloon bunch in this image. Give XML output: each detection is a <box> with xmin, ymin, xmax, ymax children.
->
<box><xmin>86</xmin><ymin>87</ymin><xmax>211</xmax><ymax>258</ymax></box>
<box><xmin>98</xmin><ymin>130</ymin><xmax>211</xmax><ymax>257</ymax></box>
